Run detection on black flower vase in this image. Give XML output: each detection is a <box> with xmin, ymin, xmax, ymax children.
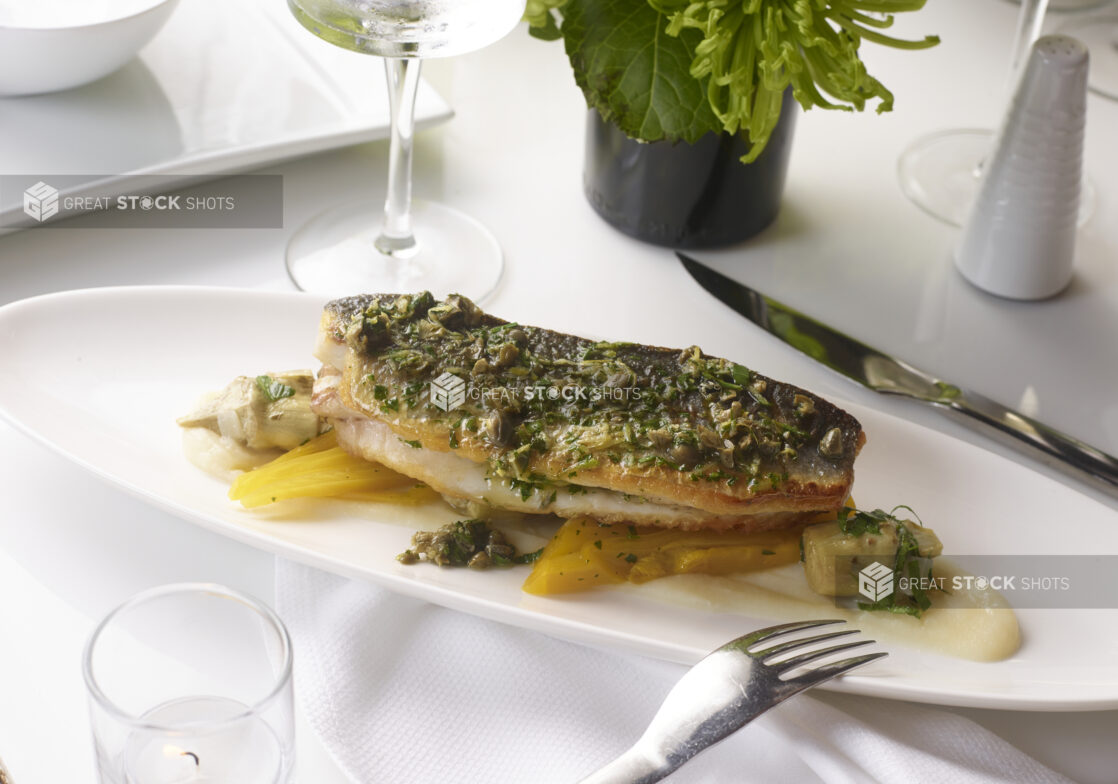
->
<box><xmin>583</xmin><ymin>90</ymin><xmax>797</xmax><ymax>249</ymax></box>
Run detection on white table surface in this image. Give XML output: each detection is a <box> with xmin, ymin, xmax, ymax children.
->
<box><xmin>2</xmin><ymin>0</ymin><xmax>1118</xmax><ymax>781</ymax></box>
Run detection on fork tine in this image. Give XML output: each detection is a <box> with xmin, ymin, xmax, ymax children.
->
<box><xmin>725</xmin><ymin>619</ymin><xmax>846</xmax><ymax>650</ymax></box>
<box><xmin>752</xmin><ymin>629</ymin><xmax>860</xmax><ymax>660</ymax></box>
<box><xmin>770</xmin><ymin>639</ymin><xmax>876</xmax><ymax>673</ymax></box>
<box><xmin>787</xmin><ymin>652</ymin><xmax>889</xmax><ymax>688</ymax></box>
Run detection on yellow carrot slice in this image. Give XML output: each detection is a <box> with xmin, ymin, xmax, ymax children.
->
<box><xmin>524</xmin><ymin>517</ymin><xmax>809</xmax><ymax>595</ymax></box>
<box><xmin>229</xmin><ymin>430</ymin><xmax>416</xmax><ymax>508</ymax></box>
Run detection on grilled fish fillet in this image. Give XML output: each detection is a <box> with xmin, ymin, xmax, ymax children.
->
<box><xmin>312</xmin><ymin>293</ymin><xmax>865</xmax><ymax>532</ymax></box>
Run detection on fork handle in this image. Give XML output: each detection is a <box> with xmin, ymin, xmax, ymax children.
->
<box><xmin>577</xmin><ymin>747</ymin><xmax>674</xmax><ymax>784</ymax></box>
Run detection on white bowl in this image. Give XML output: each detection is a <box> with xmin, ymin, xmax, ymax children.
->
<box><xmin>0</xmin><ymin>0</ymin><xmax>180</xmax><ymax>97</ymax></box>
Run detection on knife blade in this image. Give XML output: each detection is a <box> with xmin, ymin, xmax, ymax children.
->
<box><xmin>678</xmin><ymin>251</ymin><xmax>1118</xmax><ymax>496</ymax></box>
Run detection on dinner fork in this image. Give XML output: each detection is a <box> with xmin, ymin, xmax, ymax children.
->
<box><xmin>578</xmin><ymin>620</ymin><xmax>886</xmax><ymax>784</ymax></box>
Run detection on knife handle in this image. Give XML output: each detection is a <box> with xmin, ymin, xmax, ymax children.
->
<box><xmin>939</xmin><ymin>391</ymin><xmax>1118</xmax><ymax>497</ymax></box>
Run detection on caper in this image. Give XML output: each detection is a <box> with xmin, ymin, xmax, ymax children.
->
<box><xmin>671</xmin><ymin>442</ymin><xmax>700</xmax><ymax>466</ymax></box>
<box><xmin>486</xmin><ymin>543</ymin><xmax>514</xmax><ymax>560</ymax></box>
<box><xmin>416</xmin><ymin>319</ymin><xmax>444</xmax><ymax>340</ymax></box>
<box><xmin>483</xmin><ymin>409</ymin><xmax>513</xmax><ymax>447</ymax></box>
<box><xmin>434</xmin><ymin>294</ymin><xmax>483</xmax><ymax>329</ymax></box>
<box><xmin>510</xmin><ymin>450</ymin><xmax>530</xmax><ymax>473</ymax></box>
<box><xmin>396</xmin><ymin>549</ymin><xmax>419</xmax><ymax>565</ymax></box>
<box><xmin>758</xmin><ymin>435</ymin><xmax>780</xmax><ymax>455</ymax></box>
<box><xmin>606</xmin><ymin>370</ymin><xmax>631</xmax><ymax>389</ymax></box>
<box><xmin>507</xmin><ymin>328</ymin><xmax>528</xmax><ymax>345</ymax></box>
<box><xmin>357</xmin><ymin>312</ymin><xmax>392</xmax><ymax>349</ymax></box>
<box><xmin>495</xmin><ymin>343</ymin><xmax>520</xmax><ymax>368</ymax></box>
<box><xmin>697</xmin><ymin>425</ymin><xmax>722</xmax><ymax>450</ymax></box>
<box><xmin>819</xmin><ymin>427</ymin><xmax>844</xmax><ymax>458</ymax></box>
<box><xmin>472</xmin><ymin>358</ymin><xmax>490</xmax><ymax>376</ymax></box>
<box><xmin>467</xmin><ymin>552</ymin><xmax>493</xmax><ymax>570</ymax></box>
<box><xmin>793</xmin><ymin>394</ymin><xmax>815</xmax><ymax>416</ymax></box>
<box><xmin>427</xmin><ymin>535</ymin><xmax>451</xmax><ymax>566</ymax></box>
<box><xmin>647</xmin><ymin>428</ymin><xmax>672</xmax><ymax>449</ymax></box>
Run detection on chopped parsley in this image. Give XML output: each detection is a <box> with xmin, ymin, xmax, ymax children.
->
<box><xmin>852</xmin><ymin>507</ymin><xmax>938</xmax><ymax>617</ymax></box>
<box><xmin>255</xmin><ymin>375</ymin><xmax>295</xmax><ymax>402</ymax></box>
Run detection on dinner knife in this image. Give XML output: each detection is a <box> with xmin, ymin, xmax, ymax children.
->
<box><xmin>678</xmin><ymin>252</ymin><xmax>1118</xmax><ymax>497</ymax></box>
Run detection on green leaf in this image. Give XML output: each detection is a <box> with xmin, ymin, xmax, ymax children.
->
<box><xmin>255</xmin><ymin>375</ymin><xmax>295</xmax><ymax>402</ymax></box>
<box><xmin>524</xmin><ymin>0</ymin><xmax>568</xmax><ymax>30</ymax></box>
<box><xmin>545</xmin><ymin>0</ymin><xmax>937</xmax><ymax>162</ymax></box>
<box><xmin>838</xmin><ymin>507</ymin><xmax>887</xmax><ymax>538</ymax></box>
<box><xmin>561</xmin><ymin>0</ymin><xmax>721</xmax><ymax>144</ymax></box>
<box><xmin>529</xmin><ymin>11</ymin><xmax>563</xmax><ymax>41</ymax></box>
<box><xmin>515</xmin><ymin>547</ymin><xmax>545</xmax><ymax>565</ymax></box>
<box><xmin>730</xmin><ymin>363</ymin><xmax>752</xmax><ymax>387</ymax></box>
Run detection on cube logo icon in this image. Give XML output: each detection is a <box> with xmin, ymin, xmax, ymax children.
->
<box><xmin>429</xmin><ymin>371</ymin><xmax>466</xmax><ymax>412</ymax></box>
<box><xmin>857</xmin><ymin>561</ymin><xmax>894</xmax><ymax>602</ymax></box>
<box><xmin>23</xmin><ymin>181</ymin><xmax>59</xmax><ymax>222</ymax></box>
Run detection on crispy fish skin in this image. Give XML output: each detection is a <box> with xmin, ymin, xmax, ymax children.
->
<box><xmin>313</xmin><ymin>293</ymin><xmax>864</xmax><ymax>530</ymax></box>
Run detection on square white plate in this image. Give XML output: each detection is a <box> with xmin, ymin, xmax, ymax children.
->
<box><xmin>0</xmin><ymin>0</ymin><xmax>452</xmax><ymax>228</ymax></box>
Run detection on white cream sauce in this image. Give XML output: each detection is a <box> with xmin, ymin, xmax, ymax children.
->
<box><xmin>181</xmin><ymin>427</ymin><xmax>279</xmax><ymax>483</ymax></box>
<box><xmin>632</xmin><ymin>558</ymin><xmax>1020</xmax><ymax>662</ymax></box>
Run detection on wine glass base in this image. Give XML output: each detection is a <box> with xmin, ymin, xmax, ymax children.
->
<box><xmin>1058</xmin><ymin>14</ymin><xmax>1118</xmax><ymax>101</ymax></box>
<box><xmin>898</xmin><ymin>128</ymin><xmax>1094</xmax><ymax>228</ymax></box>
<box><xmin>285</xmin><ymin>199</ymin><xmax>503</xmax><ymax>302</ymax></box>
<box><xmin>897</xmin><ymin>129</ymin><xmax>995</xmax><ymax>227</ymax></box>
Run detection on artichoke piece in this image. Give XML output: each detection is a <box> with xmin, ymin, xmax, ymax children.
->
<box><xmin>177</xmin><ymin>370</ymin><xmax>319</xmax><ymax>451</ymax></box>
<box><xmin>802</xmin><ymin>515</ymin><xmax>942</xmax><ymax>597</ymax></box>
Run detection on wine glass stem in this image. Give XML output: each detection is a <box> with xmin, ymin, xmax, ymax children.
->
<box><xmin>1006</xmin><ymin>0</ymin><xmax>1050</xmax><ymax>92</ymax></box>
<box><xmin>376</xmin><ymin>57</ymin><xmax>421</xmax><ymax>257</ymax></box>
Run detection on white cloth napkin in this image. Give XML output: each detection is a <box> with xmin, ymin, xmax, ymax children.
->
<box><xmin>275</xmin><ymin>559</ymin><xmax>1071</xmax><ymax>784</ymax></box>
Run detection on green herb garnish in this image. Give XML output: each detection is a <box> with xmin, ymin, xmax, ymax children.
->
<box><xmin>397</xmin><ymin>520</ymin><xmax>538</xmax><ymax>570</ymax></box>
<box><xmin>837</xmin><ymin>506</ymin><xmax>885</xmax><ymax>537</ymax></box>
<box><xmin>515</xmin><ymin>547</ymin><xmax>545</xmax><ymax>565</ymax></box>
<box><xmin>851</xmin><ymin>507</ymin><xmax>937</xmax><ymax>617</ymax></box>
<box><xmin>255</xmin><ymin>375</ymin><xmax>295</xmax><ymax>402</ymax></box>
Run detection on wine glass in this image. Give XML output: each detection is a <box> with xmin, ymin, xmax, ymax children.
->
<box><xmin>898</xmin><ymin>0</ymin><xmax>1058</xmax><ymax>226</ymax></box>
<box><xmin>1058</xmin><ymin>0</ymin><xmax>1118</xmax><ymax>101</ymax></box>
<box><xmin>285</xmin><ymin>0</ymin><xmax>527</xmax><ymax>301</ymax></box>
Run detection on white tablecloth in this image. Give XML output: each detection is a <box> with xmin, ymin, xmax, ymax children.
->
<box><xmin>3</xmin><ymin>1</ymin><xmax>1118</xmax><ymax>781</ymax></box>
<box><xmin>276</xmin><ymin>559</ymin><xmax>1074</xmax><ymax>784</ymax></box>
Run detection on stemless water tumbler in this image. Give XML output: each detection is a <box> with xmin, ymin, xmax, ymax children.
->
<box><xmin>82</xmin><ymin>583</ymin><xmax>294</xmax><ymax>784</ymax></box>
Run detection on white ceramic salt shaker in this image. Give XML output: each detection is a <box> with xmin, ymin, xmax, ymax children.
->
<box><xmin>955</xmin><ymin>34</ymin><xmax>1089</xmax><ymax>300</ymax></box>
